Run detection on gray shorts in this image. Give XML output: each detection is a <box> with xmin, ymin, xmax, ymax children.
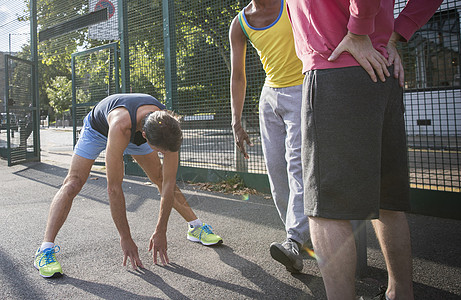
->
<box><xmin>301</xmin><ymin>66</ymin><xmax>410</xmax><ymax>220</ymax></box>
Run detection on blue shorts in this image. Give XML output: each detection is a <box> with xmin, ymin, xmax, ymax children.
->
<box><xmin>74</xmin><ymin>115</ymin><xmax>153</xmax><ymax>160</ymax></box>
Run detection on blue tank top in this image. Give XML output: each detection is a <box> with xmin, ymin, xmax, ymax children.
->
<box><xmin>88</xmin><ymin>93</ymin><xmax>166</xmax><ymax>144</ymax></box>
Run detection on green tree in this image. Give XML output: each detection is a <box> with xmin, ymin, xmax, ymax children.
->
<box><xmin>46</xmin><ymin>76</ymin><xmax>72</xmax><ymax>122</ymax></box>
<box><xmin>171</xmin><ymin>0</ymin><xmax>264</xmax><ymax>122</ymax></box>
<box><xmin>125</xmin><ymin>0</ymin><xmax>165</xmax><ymax>98</ymax></box>
<box><xmin>15</xmin><ymin>0</ymin><xmax>264</xmax><ymax>127</ymax></box>
<box><xmin>18</xmin><ymin>0</ymin><xmax>107</xmax><ymax>119</ymax></box>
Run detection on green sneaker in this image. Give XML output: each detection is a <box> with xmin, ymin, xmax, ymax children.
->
<box><xmin>34</xmin><ymin>246</ymin><xmax>62</xmax><ymax>278</ymax></box>
<box><xmin>187</xmin><ymin>223</ymin><xmax>223</xmax><ymax>246</ymax></box>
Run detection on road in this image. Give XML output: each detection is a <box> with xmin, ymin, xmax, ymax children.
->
<box><xmin>0</xmin><ymin>127</ymin><xmax>460</xmax><ymax>300</ymax></box>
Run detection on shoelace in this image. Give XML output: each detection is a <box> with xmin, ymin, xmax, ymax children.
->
<box><xmin>198</xmin><ymin>224</ymin><xmax>213</xmax><ymax>240</ymax></box>
<box><xmin>39</xmin><ymin>246</ymin><xmax>60</xmax><ymax>268</ymax></box>
<box><xmin>284</xmin><ymin>239</ymin><xmax>300</xmax><ymax>255</ymax></box>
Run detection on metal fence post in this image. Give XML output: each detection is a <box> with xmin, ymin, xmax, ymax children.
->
<box><xmin>118</xmin><ymin>0</ymin><xmax>130</xmax><ymax>93</ymax></box>
<box><xmin>4</xmin><ymin>54</ymin><xmax>10</xmax><ymax>165</ymax></box>
<box><xmin>162</xmin><ymin>0</ymin><xmax>177</xmax><ymax>111</ymax></box>
<box><xmin>71</xmin><ymin>54</ymin><xmax>77</xmax><ymax>147</ymax></box>
<box><xmin>30</xmin><ymin>0</ymin><xmax>40</xmax><ymax>160</ymax></box>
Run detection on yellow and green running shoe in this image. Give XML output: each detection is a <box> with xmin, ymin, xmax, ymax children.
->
<box><xmin>187</xmin><ymin>223</ymin><xmax>223</xmax><ymax>246</ymax></box>
<box><xmin>34</xmin><ymin>246</ymin><xmax>62</xmax><ymax>278</ymax></box>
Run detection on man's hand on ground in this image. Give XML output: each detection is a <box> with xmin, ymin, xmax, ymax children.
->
<box><xmin>121</xmin><ymin>237</ymin><xmax>144</xmax><ymax>269</ymax></box>
<box><xmin>148</xmin><ymin>230</ymin><xmax>170</xmax><ymax>266</ymax></box>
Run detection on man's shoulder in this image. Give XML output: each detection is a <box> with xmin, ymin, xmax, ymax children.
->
<box><xmin>230</xmin><ymin>13</ymin><xmax>241</xmax><ymax>29</ymax></box>
<box><xmin>229</xmin><ymin>13</ymin><xmax>247</xmax><ymax>41</ymax></box>
<box><xmin>107</xmin><ymin>107</ymin><xmax>131</xmax><ymax>129</ymax></box>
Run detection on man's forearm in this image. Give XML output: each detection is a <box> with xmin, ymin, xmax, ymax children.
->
<box><xmin>230</xmin><ymin>77</ymin><xmax>246</xmax><ymax>126</ymax></box>
<box><xmin>155</xmin><ymin>153</ymin><xmax>179</xmax><ymax>233</ymax></box>
<box><xmin>155</xmin><ymin>194</ymin><xmax>174</xmax><ymax>233</ymax></box>
<box><xmin>108</xmin><ymin>187</ymin><xmax>132</xmax><ymax>239</ymax></box>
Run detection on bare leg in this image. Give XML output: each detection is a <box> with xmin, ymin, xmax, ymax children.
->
<box><xmin>43</xmin><ymin>154</ymin><xmax>95</xmax><ymax>242</ymax></box>
<box><xmin>372</xmin><ymin>210</ymin><xmax>414</xmax><ymax>300</ymax></box>
<box><xmin>309</xmin><ymin>217</ymin><xmax>357</xmax><ymax>300</ymax></box>
<box><xmin>132</xmin><ymin>153</ymin><xmax>197</xmax><ymax>222</ymax></box>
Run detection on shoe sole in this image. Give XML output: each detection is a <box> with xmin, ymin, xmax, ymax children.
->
<box><xmin>270</xmin><ymin>243</ymin><xmax>302</xmax><ymax>273</ymax></box>
<box><xmin>34</xmin><ymin>262</ymin><xmax>63</xmax><ymax>278</ymax></box>
<box><xmin>187</xmin><ymin>235</ymin><xmax>223</xmax><ymax>246</ymax></box>
<box><xmin>40</xmin><ymin>272</ymin><xmax>63</xmax><ymax>278</ymax></box>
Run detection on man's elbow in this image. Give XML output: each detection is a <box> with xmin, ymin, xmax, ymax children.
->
<box><xmin>107</xmin><ymin>185</ymin><xmax>123</xmax><ymax>199</ymax></box>
<box><xmin>231</xmin><ymin>74</ymin><xmax>246</xmax><ymax>86</ymax></box>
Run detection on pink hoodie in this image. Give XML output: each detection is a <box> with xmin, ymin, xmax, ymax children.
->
<box><xmin>286</xmin><ymin>0</ymin><xmax>443</xmax><ymax>73</ymax></box>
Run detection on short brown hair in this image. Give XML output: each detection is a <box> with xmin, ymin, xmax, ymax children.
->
<box><xmin>142</xmin><ymin>110</ymin><xmax>183</xmax><ymax>152</ymax></box>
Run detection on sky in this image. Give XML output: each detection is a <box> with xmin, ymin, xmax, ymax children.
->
<box><xmin>0</xmin><ymin>1</ymin><xmax>30</xmax><ymax>53</ymax></box>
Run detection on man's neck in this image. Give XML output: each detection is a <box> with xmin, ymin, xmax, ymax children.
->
<box><xmin>246</xmin><ymin>0</ymin><xmax>281</xmax><ymax>27</ymax></box>
<box><xmin>252</xmin><ymin>0</ymin><xmax>278</xmax><ymax>9</ymax></box>
<box><xmin>135</xmin><ymin>105</ymin><xmax>159</xmax><ymax>131</ymax></box>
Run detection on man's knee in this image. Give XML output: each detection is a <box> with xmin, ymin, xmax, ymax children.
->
<box><xmin>149</xmin><ymin>172</ymin><xmax>163</xmax><ymax>186</ymax></box>
<box><xmin>62</xmin><ymin>175</ymin><xmax>86</xmax><ymax>196</ymax></box>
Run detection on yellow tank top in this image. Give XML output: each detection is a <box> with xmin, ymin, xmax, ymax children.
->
<box><xmin>238</xmin><ymin>0</ymin><xmax>304</xmax><ymax>88</ymax></box>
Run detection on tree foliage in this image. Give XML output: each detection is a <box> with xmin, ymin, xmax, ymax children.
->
<box><xmin>13</xmin><ymin>0</ymin><xmax>265</xmax><ymax>124</ymax></box>
<box><xmin>31</xmin><ymin>0</ymin><xmax>105</xmax><ymax>118</ymax></box>
<box><xmin>46</xmin><ymin>76</ymin><xmax>72</xmax><ymax>118</ymax></box>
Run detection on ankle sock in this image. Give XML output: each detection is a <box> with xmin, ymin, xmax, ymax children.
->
<box><xmin>188</xmin><ymin>219</ymin><xmax>203</xmax><ymax>228</ymax></box>
<box><xmin>40</xmin><ymin>242</ymin><xmax>54</xmax><ymax>252</ymax></box>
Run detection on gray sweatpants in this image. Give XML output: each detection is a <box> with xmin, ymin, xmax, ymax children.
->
<box><xmin>259</xmin><ymin>84</ymin><xmax>310</xmax><ymax>245</ymax></box>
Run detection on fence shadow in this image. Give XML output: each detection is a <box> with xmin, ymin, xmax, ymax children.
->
<box><xmin>364</xmin><ymin>215</ymin><xmax>461</xmax><ymax>269</ymax></box>
<box><xmin>210</xmin><ymin>245</ymin><xmax>316</xmax><ymax>299</ymax></box>
<box><xmin>0</xmin><ymin>246</ymin><xmax>46</xmax><ymax>300</ymax></box>
<box><xmin>12</xmin><ymin>162</ymin><xmax>157</xmax><ymax>212</ymax></box>
<box><xmin>10</xmin><ymin>161</ymin><xmax>461</xmax><ymax>299</ymax></box>
<box><xmin>51</xmin><ymin>275</ymin><xmax>164</xmax><ymax>300</ymax></box>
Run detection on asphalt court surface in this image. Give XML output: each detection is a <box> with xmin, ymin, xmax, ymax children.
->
<box><xmin>0</xmin><ymin>128</ymin><xmax>460</xmax><ymax>299</ymax></box>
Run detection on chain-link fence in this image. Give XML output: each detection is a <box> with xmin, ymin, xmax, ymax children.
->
<box><xmin>71</xmin><ymin>43</ymin><xmax>120</xmax><ymax>163</ymax></box>
<box><xmin>175</xmin><ymin>1</ymin><xmax>264</xmax><ymax>173</ymax></box>
<box><xmin>2</xmin><ymin>0</ymin><xmax>459</xmax><ymax>195</ymax></box>
<box><xmin>0</xmin><ymin>0</ymin><xmax>30</xmax><ymax>129</ymax></box>
<box><xmin>123</xmin><ymin>0</ymin><xmax>267</xmax><ymax>174</ymax></box>
<box><xmin>0</xmin><ymin>0</ymin><xmax>40</xmax><ymax>165</ymax></box>
<box><xmin>32</xmin><ymin>0</ymin><xmax>120</xmax><ymax>163</ymax></box>
<box><xmin>125</xmin><ymin>1</ymin><xmax>165</xmax><ymax>98</ymax></box>
<box><xmin>396</xmin><ymin>0</ymin><xmax>460</xmax><ymax>192</ymax></box>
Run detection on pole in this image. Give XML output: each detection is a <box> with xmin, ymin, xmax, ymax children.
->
<box><xmin>31</xmin><ymin>0</ymin><xmax>40</xmax><ymax>161</ymax></box>
<box><xmin>162</xmin><ymin>0</ymin><xmax>178</xmax><ymax>110</ymax></box>
<box><xmin>118</xmin><ymin>0</ymin><xmax>130</xmax><ymax>93</ymax></box>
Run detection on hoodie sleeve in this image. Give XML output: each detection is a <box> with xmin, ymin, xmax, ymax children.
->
<box><xmin>347</xmin><ymin>0</ymin><xmax>381</xmax><ymax>35</ymax></box>
<box><xmin>395</xmin><ymin>0</ymin><xmax>443</xmax><ymax>42</ymax></box>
